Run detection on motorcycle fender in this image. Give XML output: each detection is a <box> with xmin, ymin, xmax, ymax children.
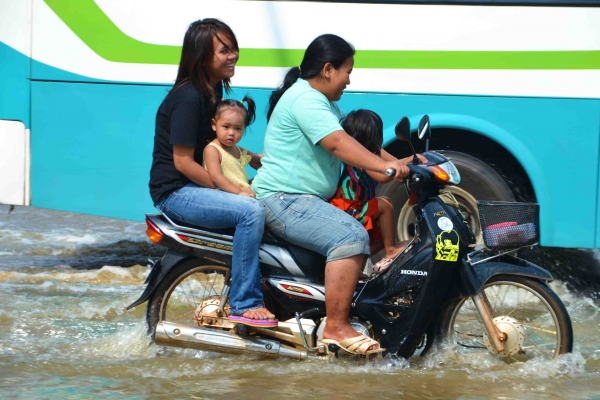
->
<box><xmin>458</xmin><ymin>255</ymin><xmax>553</xmax><ymax>296</ymax></box>
<box><xmin>126</xmin><ymin>250</ymin><xmax>190</xmax><ymax>310</ymax></box>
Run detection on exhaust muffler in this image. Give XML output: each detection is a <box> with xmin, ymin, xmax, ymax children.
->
<box><xmin>155</xmin><ymin>321</ymin><xmax>310</xmax><ymax>360</ymax></box>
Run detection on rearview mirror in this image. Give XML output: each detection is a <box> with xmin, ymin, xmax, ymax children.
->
<box><xmin>417</xmin><ymin>114</ymin><xmax>431</xmax><ymax>140</ymax></box>
<box><xmin>394</xmin><ymin>117</ymin><xmax>411</xmax><ymax>142</ymax></box>
<box><xmin>395</xmin><ymin>117</ymin><xmax>419</xmax><ymax>165</ymax></box>
<box><xmin>417</xmin><ymin>114</ymin><xmax>431</xmax><ymax>151</ymax></box>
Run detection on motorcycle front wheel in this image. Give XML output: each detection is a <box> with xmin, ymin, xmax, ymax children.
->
<box><xmin>437</xmin><ymin>275</ymin><xmax>573</xmax><ymax>362</ymax></box>
<box><xmin>146</xmin><ymin>258</ymin><xmax>231</xmax><ymax>337</ymax></box>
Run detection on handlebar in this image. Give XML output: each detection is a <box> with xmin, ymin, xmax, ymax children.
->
<box><xmin>384</xmin><ymin>165</ymin><xmax>424</xmax><ymax>182</ymax></box>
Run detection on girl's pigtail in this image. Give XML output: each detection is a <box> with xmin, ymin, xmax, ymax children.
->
<box><xmin>267</xmin><ymin>66</ymin><xmax>301</xmax><ymax>121</ymax></box>
<box><xmin>208</xmin><ymin>94</ymin><xmax>223</xmax><ymax>119</ymax></box>
<box><xmin>241</xmin><ymin>95</ymin><xmax>256</xmax><ymax>126</ymax></box>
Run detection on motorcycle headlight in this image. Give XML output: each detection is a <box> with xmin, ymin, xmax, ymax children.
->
<box><xmin>428</xmin><ymin>161</ymin><xmax>461</xmax><ymax>185</ymax></box>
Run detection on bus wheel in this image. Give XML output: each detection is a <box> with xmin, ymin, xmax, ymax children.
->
<box><xmin>376</xmin><ymin>150</ymin><xmax>516</xmax><ymax>242</ymax></box>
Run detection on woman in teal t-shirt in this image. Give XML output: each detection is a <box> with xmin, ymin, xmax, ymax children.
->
<box><xmin>252</xmin><ymin>34</ymin><xmax>410</xmax><ymax>355</ymax></box>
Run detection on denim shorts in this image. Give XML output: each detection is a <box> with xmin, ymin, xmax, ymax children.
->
<box><xmin>260</xmin><ymin>193</ymin><xmax>370</xmax><ymax>262</ymax></box>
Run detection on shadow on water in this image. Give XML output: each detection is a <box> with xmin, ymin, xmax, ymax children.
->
<box><xmin>0</xmin><ymin>205</ymin><xmax>164</xmax><ymax>270</ymax></box>
<box><xmin>33</xmin><ymin>243</ymin><xmax>599</xmax><ymax>295</ymax></box>
<box><xmin>0</xmin><ymin>240</ymin><xmax>165</xmax><ymax>269</ymax></box>
<box><xmin>2</xmin><ymin>205</ymin><xmax>600</xmax><ymax>294</ymax></box>
<box><xmin>519</xmin><ymin>247</ymin><xmax>600</xmax><ymax>297</ymax></box>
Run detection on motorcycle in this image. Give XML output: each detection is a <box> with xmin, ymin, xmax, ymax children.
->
<box><xmin>128</xmin><ymin>115</ymin><xmax>573</xmax><ymax>361</ymax></box>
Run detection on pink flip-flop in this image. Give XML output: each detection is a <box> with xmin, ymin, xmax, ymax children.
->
<box><xmin>228</xmin><ymin>315</ymin><xmax>278</xmax><ymax>328</ymax></box>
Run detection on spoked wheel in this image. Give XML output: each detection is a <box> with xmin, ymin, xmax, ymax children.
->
<box><xmin>146</xmin><ymin>258</ymin><xmax>231</xmax><ymax>337</ymax></box>
<box><xmin>438</xmin><ymin>275</ymin><xmax>573</xmax><ymax>362</ymax></box>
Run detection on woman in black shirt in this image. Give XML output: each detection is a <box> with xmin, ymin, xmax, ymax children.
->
<box><xmin>149</xmin><ymin>19</ymin><xmax>275</xmax><ymax>326</ymax></box>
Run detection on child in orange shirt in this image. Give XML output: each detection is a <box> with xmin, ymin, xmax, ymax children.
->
<box><xmin>330</xmin><ymin>110</ymin><xmax>423</xmax><ymax>274</ymax></box>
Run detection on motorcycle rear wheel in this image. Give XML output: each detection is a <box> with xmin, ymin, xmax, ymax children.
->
<box><xmin>437</xmin><ymin>275</ymin><xmax>573</xmax><ymax>362</ymax></box>
<box><xmin>146</xmin><ymin>258</ymin><xmax>231</xmax><ymax>337</ymax></box>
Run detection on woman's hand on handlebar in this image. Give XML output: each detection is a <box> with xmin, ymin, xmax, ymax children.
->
<box><xmin>384</xmin><ymin>159</ymin><xmax>410</xmax><ymax>181</ymax></box>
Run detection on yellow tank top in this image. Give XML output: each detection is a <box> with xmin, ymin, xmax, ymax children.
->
<box><xmin>203</xmin><ymin>142</ymin><xmax>252</xmax><ymax>188</ymax></box>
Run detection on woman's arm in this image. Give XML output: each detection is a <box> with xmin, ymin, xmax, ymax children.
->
<box><xmin>380</xmin><ymin>149</ymin><xmax>397</xmax><ymax>161</ymax></box>
<box><xmin>364</xmin><ymin>167</ymin><xmax>394</xmax><ymax>184</ymax></box>
<box><xmin>362</xmin><ymin>151</ymin><xmax>428</xmax><ymax>183</ymax></box>
<box><xmin>173</xmin><ymin>145</ymin><xmax>216</xmax><ymax>188</ymax></box>
<box><xmin>319</xmin><ymin>130</ymin><xmax>409</xmax><ymax>180</ymax></box>
<box><xmin>362</xmin><ymin>149</ymin><xmax>398</xmax><ymax>183</ymax></box>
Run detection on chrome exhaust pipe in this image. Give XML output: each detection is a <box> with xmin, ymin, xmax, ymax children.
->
<box><xmin>155</xmin><ymin>321</ymin><xmax>310</xmax><ymax>360</ymax></box>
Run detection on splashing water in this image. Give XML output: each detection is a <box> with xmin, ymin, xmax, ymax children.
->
<box><xmin>0</xmin><ymin>206</ymin><xmax>599</xmax><ymax>399</ymax></box>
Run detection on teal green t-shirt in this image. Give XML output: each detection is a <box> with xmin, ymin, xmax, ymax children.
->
<box><xmin>252</xmin><ymin>79</ymin><xmax>344</xmax><ymax>200</ymax></box>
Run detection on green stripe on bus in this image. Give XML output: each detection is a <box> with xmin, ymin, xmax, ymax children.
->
<box><xmin>44</xmin><ymin>0</ymin><xmax>600</xmax><ymax>69</ymax></box>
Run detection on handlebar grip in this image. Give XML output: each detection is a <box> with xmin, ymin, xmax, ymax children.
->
<box><xmin>384</xmin><ymin>168</ymin><xmax>396</xmax><ymax>177</ymax></box>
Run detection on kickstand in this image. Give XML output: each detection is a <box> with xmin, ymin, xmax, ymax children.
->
<box><xmin>295</xmin><ymin>308</ymin><xmax>325</xmax><ymax>353</ymax></box>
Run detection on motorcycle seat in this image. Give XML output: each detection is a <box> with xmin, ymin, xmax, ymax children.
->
<box><xmin>158</xmin><ymin>213</ymin><xmax>305</xmax><ymax>247</ymax></box>
<box><xmin>156</xmin><ymin>213</ymin><xmax>326</xmax><ymax>281</ymax></box>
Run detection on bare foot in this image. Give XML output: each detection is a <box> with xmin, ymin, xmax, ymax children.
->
<box><xmin>373</xmin><ymin>240</ymin><xmax>412</xmax><ymax>274</ymax></box>
<box><xmin>384</xmin><ymin>239</ymin><xmax>410</xmax><ymax>260</ymax></box>
<box><xmin>242</xmin><ymin>307</ymin><xmax>275</xmax><ymax>320</ymax></box>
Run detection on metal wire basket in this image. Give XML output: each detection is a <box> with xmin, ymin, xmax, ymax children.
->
<box><xmin>477</xmin><ymin>201</ymin><xmax>539</xmax><ymax>250</ymax></box>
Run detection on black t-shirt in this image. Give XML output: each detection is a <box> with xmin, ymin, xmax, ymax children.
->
<box><xmin>149</xmin><ymin>83</ymin><xmax>222</xmax><ymax>205</ymax></box>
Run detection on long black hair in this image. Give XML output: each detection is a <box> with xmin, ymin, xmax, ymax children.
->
<box><xmin>172</xmin><ymin>18</ymin><xmax>239</xmax><ymax>97</ymax></box>
<box><xmin>342</xmin><ymin>110</ymin><xmax>383</xmax><ymax>155</ymax></box>
<box><xmin>209</xmin><ymin>95</ymin><xmax>256</xmax><ymax>128</ymax></box>
<box><xmin>267</xmin><ymin>34</ymin><xmax>355</xmax><ymax>120</ymax></box>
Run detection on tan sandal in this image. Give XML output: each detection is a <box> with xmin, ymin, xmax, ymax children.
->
<box><xmin>322</xmin><ymin>334</ymin><xmax>385</xmax><ymax>355</ymax></box>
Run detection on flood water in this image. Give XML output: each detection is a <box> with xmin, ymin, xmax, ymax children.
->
<box><xmin>1</xmin><ymin>205</ymin><xmax>599</xmax><ymax>399</ymax></box>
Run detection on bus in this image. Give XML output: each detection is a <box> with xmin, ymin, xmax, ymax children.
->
<box><xmin>1</xmin><ymin>0</ymin><xmax>599</xmax><ymax>249</ymax></box>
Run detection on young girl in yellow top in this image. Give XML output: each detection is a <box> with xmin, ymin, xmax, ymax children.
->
<box><xmin>203</xmin><ymin>96</ymin><xmax>262</xmax><ymax>197</ymax></box>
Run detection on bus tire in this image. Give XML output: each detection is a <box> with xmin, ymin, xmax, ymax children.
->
<box><xmin>376</xmin><ymin>150</ymin><xmax>515</xmax><ymax>241</ymax></box>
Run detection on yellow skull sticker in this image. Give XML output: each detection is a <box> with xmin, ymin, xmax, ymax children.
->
<box><xmin>435</xmin><ymin>230</ymin><xmax>459</xmax><ymax>262</ymax></box>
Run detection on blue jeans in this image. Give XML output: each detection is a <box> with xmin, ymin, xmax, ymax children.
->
<box><xmin>260</xmin><ymin>193</ymin><xmax>370</xmax><ymax>262</ymax></box>
<box><xmin>156</xmin><ymin>184</ymin><xmax>265</xmax><ymax>315</ymax></box>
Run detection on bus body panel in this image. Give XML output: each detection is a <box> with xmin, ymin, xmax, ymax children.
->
<box><xmin>1</xmin><ymin>0</ymin><xmax>599</xmax><ymax>248</ymax></box>
<box><xmin>597</xmin><ymin>150</ymin><xmax>600</xmax><ymax>248</ymax></box>
<box><xmin>0</xmin><ymin>0</ymin><xmax>32</xmax><ymax>206</ymax></box>
<box><xmin>0</xmin><ymin>43</ymin><xmax>30</xmax><ymax>127</ymax></box>
<box><xmin>31</xmin><ymin>0</ymin><xmax>600</xmax><ymax>97</ymax></box>
<box><xmin>30</xmin><ymin>71</ymin><xmax>599</xmax><ymax>248</ymax></box>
